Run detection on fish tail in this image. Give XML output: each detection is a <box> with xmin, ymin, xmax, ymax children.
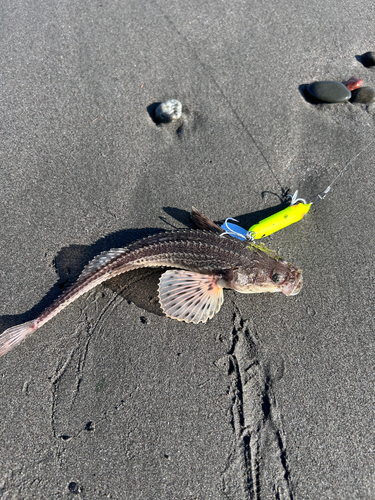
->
<box><xmin>0</xmin><ymin>320</ymin><xmax>37</xmax><ymax>358</ymax></box>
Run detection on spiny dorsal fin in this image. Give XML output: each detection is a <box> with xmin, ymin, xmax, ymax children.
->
<box><xmin>158</xmin><ymin>269</ymin><xmax>224</xmax><ymax>324</ymax></box>
<box><xmin>190</xmin><ymin>207</ymin><xmax>224</xmax><ymax>234</ymax></box>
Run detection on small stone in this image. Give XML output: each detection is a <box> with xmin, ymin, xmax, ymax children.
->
<box><xmin>155</xmin><ymin>99</ymin><xmax>182</xmax><ymax>123</ymax></box>
<box><xmin>351</xmin><ymin>87</ymin><xmax>375</xmax><ymax>104</ymax></box>
<box><xmin>68</xmin><ymin>482</ymin><xmax>81</xmax><ymax>494</ymax></box>
<box><xmin>342</xmin><ymin>76</ymin><xmax>363</xmax><ymax>91</ymax></box>
<box><xmin>362</xmin><ymin>51</ymin><xmax>375</xmax><ymax>67</ymax></box>
<box><xmin>307</xmin><ymin>81</ymin><xmax>351</xmax><ymax>103</ymax></box>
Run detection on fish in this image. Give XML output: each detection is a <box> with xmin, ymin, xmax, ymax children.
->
<box><xmin>0</xmin><ymin>208</ymin><xmax>303</xmax><ymax>357</ymax></box>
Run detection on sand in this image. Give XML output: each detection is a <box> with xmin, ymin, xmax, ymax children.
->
<box><xmin>1</xmin><ymin>0</ymin><xmax>375</xmax><ymax>498</ymax></box>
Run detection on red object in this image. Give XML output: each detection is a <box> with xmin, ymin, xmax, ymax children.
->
<box><xmin>343</xmin><ymin>77</ymin><xmax>363</xmax><ymax>91</ymax></box>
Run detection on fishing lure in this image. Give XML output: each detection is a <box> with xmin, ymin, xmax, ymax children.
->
<box><xmin>221</xmin><ymin>138</ymin><xmax>375</xmax><ymax>241</ymax></box>
<box><xmin>221</xmin><ymin>190</ymin><xmax>311</xmax><ymax>241</ymax></box>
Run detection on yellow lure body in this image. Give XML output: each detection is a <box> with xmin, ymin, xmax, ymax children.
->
<box><xmin>248</xmin><ymin>203</ymin><xmax>312</xmax><ymax>239</ymax></box>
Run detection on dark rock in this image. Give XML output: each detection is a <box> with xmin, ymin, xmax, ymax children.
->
<box><xmin>307</xmin><ymin>81</ymin><xmax>351</xmax><ymax>103</ymax></box>
<box><xmin>362</xmin><ymin>51</ymin><xmax>375</xmax><ymax>67</ymax></box>
<box><xmin>351</xmin><ymin>87</ymin><xmax>375</xmax><ymax>103</ymax></box>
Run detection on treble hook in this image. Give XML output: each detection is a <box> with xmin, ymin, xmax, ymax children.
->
<box><xmin>287</xmin><ymin>189</ymin><xmax>307</xmax><ymax>206</ymax></box>
<box><xmin>220</xmin><ymin>218</ymin><xmax>249</xmax><ymax>241</ymax></box>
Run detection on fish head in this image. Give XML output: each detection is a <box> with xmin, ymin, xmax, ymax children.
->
<box><xmin>230</xmin><ymin>260</ymin><xmax>303</xmax><ymax>296</ymax></box>
<box><xmin>277</xmin><ymin>263</ymin><xmax>303</xmax><ymax>296</ymax></box>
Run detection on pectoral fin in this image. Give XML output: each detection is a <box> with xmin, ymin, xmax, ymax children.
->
<box><xmin>158</xmin><ymin>270</ymin><xmax>224</xmax><ymax>324</ymax></box>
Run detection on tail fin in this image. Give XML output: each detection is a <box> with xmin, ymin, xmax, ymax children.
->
<box><xmin>0</xmin><ymin>321</ymin><xmax>36</xmax><ymax>358</ymax></box>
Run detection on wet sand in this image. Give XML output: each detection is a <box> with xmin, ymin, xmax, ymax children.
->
<box><xmin>1</xmin><ymin>0</ymin><xmax>375</xmax><ymax>498</ymax></box>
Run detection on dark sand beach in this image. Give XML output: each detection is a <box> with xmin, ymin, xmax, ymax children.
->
<box><xmin>1</xmin><ymin>0</ymin><xmax>375</xmax><ymax>498</ymax></box>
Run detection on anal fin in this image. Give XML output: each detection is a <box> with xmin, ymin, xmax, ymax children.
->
<box><xmin>158</xmin><ymin>270</ymin><xmax>224</xmax><ymax>324</ymax></box>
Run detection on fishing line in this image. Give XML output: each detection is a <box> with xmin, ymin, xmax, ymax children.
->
<box><xmin>309</xmin><ymin>137</ymin><xmax>375</xmax><ymax>204</ymax></box>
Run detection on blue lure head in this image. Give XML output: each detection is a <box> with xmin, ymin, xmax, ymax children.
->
<box><xmin>220</xmin><ymin>218</ymin><xmax>248</xmax><ymax>241</ymax></box>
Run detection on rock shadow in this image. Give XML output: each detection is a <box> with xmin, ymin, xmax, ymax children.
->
<box><xmin>299</xmin><ymin>83</ymin><xmax>322</xmax><ymax>104</ymax></box>
<box><xmin>146</xmin><ymin>102</ymin><xmax>162</xmax><ymax>124</ymax></box>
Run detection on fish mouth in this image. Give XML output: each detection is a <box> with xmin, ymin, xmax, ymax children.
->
<box><xmin>280</xmin><ymin>269</ymin><xmax>303</xmax><ymax>296</ymax></box>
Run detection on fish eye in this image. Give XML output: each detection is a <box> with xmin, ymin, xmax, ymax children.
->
<box><xmin>272</xmin><ymin>273</ymin><xmax>282</xmax><ymax>283</ymax></box>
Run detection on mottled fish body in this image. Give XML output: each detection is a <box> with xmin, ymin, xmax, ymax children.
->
<box><xmin>0</xmin><ymin>212</ymin><xmax>302</xmax><ymax>357</ymax></box>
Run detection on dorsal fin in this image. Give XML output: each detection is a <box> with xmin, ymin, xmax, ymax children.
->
<box><xmin>190</xmin><ymin>207</ymin><xmax>224</xmax><ymax>234</ymax></box>
<box><xmin>79</xmin><ymin>248</ymin><xmax>126</xmax><ymax>280</ymax></box>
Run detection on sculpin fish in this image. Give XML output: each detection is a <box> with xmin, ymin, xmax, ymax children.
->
<box><xmin>0</xmin><ymin>208</ymin><xmax>302</xmax><ymax>357</ymax></box>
